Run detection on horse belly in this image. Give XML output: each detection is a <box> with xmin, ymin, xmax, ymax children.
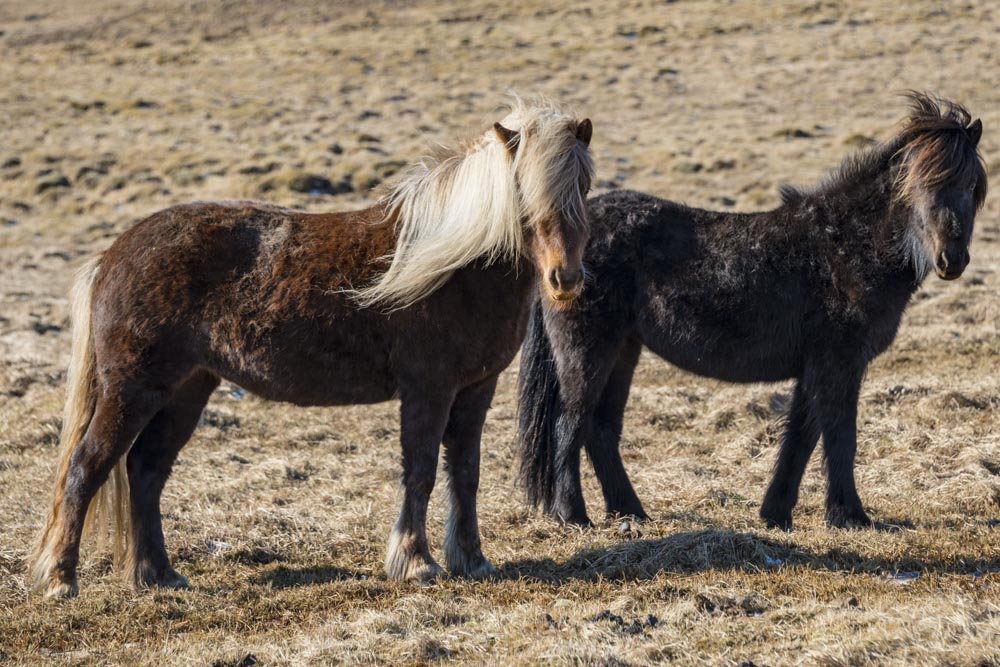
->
<box><xmin>205</xmin><ymin>320</ymin><xmax>398</xmax><ymax>407</ymax></box>
<box><xmin>652</xmin><ymin>336</ymin><xmax>800</xmax><ymax>383</ymax></box>
<box><xmin>640</xmin><ymin>294</ymin><xmax>803</xmax><ymax>384</ymax></box>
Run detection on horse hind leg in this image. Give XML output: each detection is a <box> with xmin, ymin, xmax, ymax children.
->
<box><xmin>33</xmin><ymin>381</ymin><xmax>171</xmax><ymax>598</ymax></box>
<box><xmin>587</xmin><ymin>338</ymin><xmax>647</xmax><ymax>521</ymax></box>
<box><xmin>442</xmin><ymin>379</ymin><xmax>498</xmax><ymax>579</ymax></box>
<box><xmin>126</xmin><ymin>370</ymin><xmax>219</xmax><ymax>589</ymax></box>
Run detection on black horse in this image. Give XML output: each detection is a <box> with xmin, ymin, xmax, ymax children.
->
<box><xmin>518</xmin><ymin>93</ymin><xmax>986</xmax><ymax>530</ymax></box>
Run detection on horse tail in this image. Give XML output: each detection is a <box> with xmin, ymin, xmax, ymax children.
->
<box><xmin>29</xmin><ymin>256</ymin><xmax>129</xmax><ymax>588</ymax></box>
<box><xmin>516</xmin><ymin>298</ymin><xmax>562</xmax><ymax>513</ymax></box>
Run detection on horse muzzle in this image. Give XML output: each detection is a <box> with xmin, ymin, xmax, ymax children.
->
<box><xmin>544</xmin><ymin>266</ymin><xmax>584</xmax><ymax>303</ymax></box>
<box><xmin>934</xmin><ymin>248</ymin><xmax>969</xmax><ymax>280</ymax></box>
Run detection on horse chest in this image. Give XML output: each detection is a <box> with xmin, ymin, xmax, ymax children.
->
<box><xmin>390</xmin><ymin>270</ymin><xmax>533</xmax><ymax>387</ymax></box>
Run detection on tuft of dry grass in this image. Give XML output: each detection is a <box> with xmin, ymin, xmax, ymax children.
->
<box><xmin>1</xmin><ymin>0</ymin><xmax>998</xmax><ymax>664</ymax></box>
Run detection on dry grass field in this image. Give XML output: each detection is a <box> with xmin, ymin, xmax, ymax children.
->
<box><xmin>1</xmin><ymin>0</ymin><xmax>999</xmax><ymax>664</ymax></box>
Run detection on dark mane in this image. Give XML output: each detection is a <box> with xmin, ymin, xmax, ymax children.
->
<box><xmin>896</xmin><ymin>92</ymin><xmax>988</xmax><ymax>209</ymax></box>
<box><xmin>780</xmin><ymin>92</ymin><xmax>987</xmax><ymax>208</ymax></box>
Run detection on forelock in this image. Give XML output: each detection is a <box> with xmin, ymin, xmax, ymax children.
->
<box><xmin>895</xmin><ymin>93</ymin><xmax>987</xmax><ymax>208</ymax></box>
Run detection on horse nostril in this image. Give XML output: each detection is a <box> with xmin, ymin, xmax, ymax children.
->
<box><xmin>937</xmin><ymin>251</ymin><xmax>949</xmax><ymax>270</ymax></box>
<box><xmin>547</xmin><ymin>268</ymin><xmax>561</xmax><ymax>291</ymax></box>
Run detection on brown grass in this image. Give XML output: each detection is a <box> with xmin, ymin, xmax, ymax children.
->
<box><xmin>1</xmin><ymin>0</ymin><xmax>998</xmax><ymax>664</ymax></box>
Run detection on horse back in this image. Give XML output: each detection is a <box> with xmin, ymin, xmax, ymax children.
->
<box><xmin>90</xmin><ymin>201</ymin><xmax>400</xmax><ymax>404</ymax></box>
<box><xmin>586</xmin><ymin>190</ymin><xmax>915</xmax><ymax>382</ymax></box>
<box><xmin>586</xmin><ymin>191</ymin><xmax>810</xmax><ymax>382</ymax></box>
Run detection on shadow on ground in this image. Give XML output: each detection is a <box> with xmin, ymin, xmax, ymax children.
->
<box><xmin>244</xmin><ymin>526</ymin><xmax>999</xmax><ymax>591</ymax></box>
<box><xmin>252</xmin><ymin>564</ymin><xmax>369</xmax><ymax>589</ymax></box>
<box><xmin>499</xmin><ymin>528</ymin><xmax>1000</xmax><ymax>584</ymax></box>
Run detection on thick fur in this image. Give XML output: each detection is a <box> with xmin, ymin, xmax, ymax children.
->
<box><xmin>518</xmin><ymin>93</ymin><xmax>986</xmax><ymax>528</ymax></box>
<box><xmin>29</xmin><ymin>100</ymin><xmax>593</xmax><ymax>597</ymax></box>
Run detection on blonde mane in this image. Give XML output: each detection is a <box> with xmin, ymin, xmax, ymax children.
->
<box><xmin>354</xmin><ymin>98</ymin><xmax>593</xmax><ymax>309</ymax></box>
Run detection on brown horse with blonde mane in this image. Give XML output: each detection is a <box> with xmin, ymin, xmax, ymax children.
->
<box><xmin>30</xmin><ymin>99</ymin><xmax>594</xmax><ymax>598</ymax></box>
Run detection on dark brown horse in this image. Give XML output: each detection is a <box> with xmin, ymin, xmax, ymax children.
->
<box><xmin>518</xmin><ymin>93</ymin><xmax>985</xmax><ymax>530</ymax></box>
<box><xmin>30</xmin><ymin>100</ymin><xmax>594</xmax><ymax>598</ymax></box>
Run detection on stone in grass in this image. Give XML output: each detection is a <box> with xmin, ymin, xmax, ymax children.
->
<box><xmin>237</xmin><ymin>162</ymin><xmax>281</xmax><ymax>175</ymax></box>
<box><xmin>588</xmin><ymin>609</ymin><xmax>659</xmax><ymax>635</ymax></box>
<box><xmin>374</xmin><ymin>160</ymin><xmax>408</xmax><ymax>179</ymax></box>
<box><xmin>673</xmin><ymin>161</ymin><xmax>702</xmax><ymax>173</ymax></box>
<box><xmin>710</xmin><ymin>195</ymin><xmax>736</xmax><ymax>207</ymax></box>
<box><xmin>36</xmin><ymin>173</ymin><xmax>71</xmax><ymax>193</ymax></box>
<box><xmin>288</xmin><ymin>173</ymin><xmax>352</xmax><ymax>196</ymax></box>
<box><xmin>843</xmin><ymin>133</ymin><xmax>876</xmax><ymax>148</ymax></box>
<box><xmin>32</xmin><ymin>321</ymin><xmax>62</xmax><ymax>335</ymax></box>
<box><xmin>210</xmin><ymin>654</ymin><xmax>258</xmax><ymax>667</ymax></box>
<box><xmin>773</xmin><ymin>127</ymin><xmax>814</xmax><ymax>139</ymax></box>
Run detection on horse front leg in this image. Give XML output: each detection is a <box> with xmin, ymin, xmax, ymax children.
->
<box><xmin>759</xmin><ymin>380</ymin><xmax>821</xmax><ymax>530</ymax></box>
<box><xmin>384</xmin><ymin>390</ymin><xmax>452</xmax><ymax>582</ymax></box>
<box><xmin>809</xmin><ymin>358</ymin><xmax>872</xmax><ymax>528</ymax></box>
<box><xmin>544</xmin><ymin>316</ymin><xmax>625</xmax><ymax>527</ymax></box>
<box><xmin>820</xmin><ymin>409</ymin><xmax>872</xmax><ymax>528</ymax></box>
<box><xmin>442</xmin><ymin>378</ymin><xmax>497</xmax><ymax>579</ymax></box>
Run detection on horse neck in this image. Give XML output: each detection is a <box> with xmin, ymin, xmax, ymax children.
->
<box><xmin>833</xmin><ymin>160</ymin><xmax>923</xmax><ymax>285</ymax></box>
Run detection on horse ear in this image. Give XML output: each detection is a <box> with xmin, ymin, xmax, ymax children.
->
<box><xmin>494</xmin><ymin>123</ymin><xmax>519</xmax><ymax>155</ymax></box>
<box><xmin>967</xmin><ymin>118</ymin><xmax>982</xmax><ymax>146</ymax></box>
<box><xmin>576</xmin><ymin>118</ymin><xmax>593</xmax><ymax>147</ymax></box>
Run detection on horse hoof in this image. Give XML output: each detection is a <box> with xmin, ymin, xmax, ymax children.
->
<box><xmin>446</xmin><ymin>548</ymin><xmax>498</xmax><ymax>580</ymax></box>
<box><xmin>764</xmin><ymin>518</ymin><xmax>793</xmax><ymax>531</ymax></box>
<box><xmin>460</xmin><ymin>557</ymin><xmax>498</xmax><ymax>581</ymax></box>
<box><xmin>607</xmin><ymin>509</ymin><xmax>650</xmax><ymax>523</ymax></box>
<box><xmin>469</xmin><ymin>560</ymin><xmax>499</xmax><ymax>581</ymax></box>
<box><xmin>44</xmin><ymin>580</ymin><xmax>79</xmax><ymax>600</ymax></box>
<box><xmin>764</xmin><ymin>517</ymin><xmax>793</xmax><ymax>531</ymax></box>
<box><xmin>826</xmin><ymin>506</ymin><xmax>874</xmax><ymax>529</ymax></box>
<box><xmin>408</xmin><ymin>561</ymin><xmax>445</xmax><ymax>584</ymax></box>
<box><xmin>760</xmin><ymin>510</ymin><xmax>793</xmax><ymax>531</ymax></box>
<box><xmin>136</xmin><ymin>563</ymin><xmax>190</xmax><ymax>590</ymax></box>
<box><xmin>759</xmin><ymin>499</ymin><xmax>794</xmax><ymax>530</ymax></box>
<box><xmin>552</xmin><ymin>511</ymin><xmax>593</xmax><ymax>528</ymax></box>
<box><xmin>157</xmin><ymin>570</ymin><xmax>190</xmax><ymax>589</ymax></box>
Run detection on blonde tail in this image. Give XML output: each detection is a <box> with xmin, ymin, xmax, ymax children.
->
<box><xmin>28</xmin><ymin>255</ymin><xmax>131</xmax><ymax>589</ymax></box>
